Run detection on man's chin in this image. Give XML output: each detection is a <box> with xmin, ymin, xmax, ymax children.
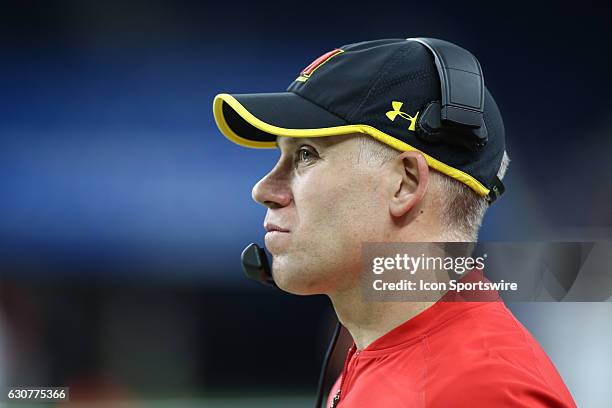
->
<box><xmin>271</xmin><ymin>257</ymin><xmax>325</xmax><ymax>296</ymax></box>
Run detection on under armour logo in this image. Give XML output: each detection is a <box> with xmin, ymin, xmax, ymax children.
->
<box><xmin>386</xmin><ymin>101</ymin><xmax>419</xmax><ymax>131</ymax></box>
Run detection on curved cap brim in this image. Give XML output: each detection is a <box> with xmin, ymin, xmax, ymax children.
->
<box><xmin>213</xmin><ymin>92</ymin><xmax>358</xmax><ymax>148</ymax></box>
<box><xmin>212</xmin><ymin>92</ymin><xmax>492</xmax><ymax>197</ymax></box>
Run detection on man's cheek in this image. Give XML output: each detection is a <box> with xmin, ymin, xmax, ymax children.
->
<box><xmin>297</xmin><ymin>183</ymin><xmax>336</xmax><ymax>207</ymax></box>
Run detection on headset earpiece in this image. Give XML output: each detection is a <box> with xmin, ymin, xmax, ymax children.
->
<box><xmin>408</xmin><ymin>38</ymin><xmax>489</xmax><ymax>153</ymax></box>
<box><xmin>416</xmin><ymin>101</ymin><xmax>488</xmax><ymax>152</ymax></box>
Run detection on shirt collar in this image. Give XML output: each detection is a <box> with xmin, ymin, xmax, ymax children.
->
<box><xmin>358</xmin><ymin>268</ymin><xmax>501</xmax><ymax>355</ymax></box>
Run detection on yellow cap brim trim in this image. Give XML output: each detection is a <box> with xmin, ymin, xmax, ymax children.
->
<box><xmin>213</xmin><ymin>93</ymin><xmax>490</xmax><ymax>197</ymax></box>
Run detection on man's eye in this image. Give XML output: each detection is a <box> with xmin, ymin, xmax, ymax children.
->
<box><xmin>296</xmin><ymin>146</ymin><xmax>318</xmax><ymax>164</ymax></box>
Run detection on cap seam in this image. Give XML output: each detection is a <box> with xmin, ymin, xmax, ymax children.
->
<box><xmin>366</xmin><ymin>69</ymin><xmax>437</xmax><ymax>100</ymax></box>
<box><xmin>346</xmin><ymin>45</ymin><xmax>411</xmax><ymax>123</ymax></box>
<box><xmin>287</xmin><ymin>90</ymin><xmax>350</xmax><ymax>125</ymax></box>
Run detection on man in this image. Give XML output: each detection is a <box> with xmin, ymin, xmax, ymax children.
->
<box><xmin>213</xmin><ymin>38</ymin><xmax>576</xmax><ymax>407</ymax></box>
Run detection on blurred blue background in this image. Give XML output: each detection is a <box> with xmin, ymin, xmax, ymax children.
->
<box><xmin>0</xmin><ymin>1</ymin><xmax>610</xmax><ymax>406</ymax></box>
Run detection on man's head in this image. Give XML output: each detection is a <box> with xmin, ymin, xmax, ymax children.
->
<box><xmin>213</xmin><ymin>38</ymin><xmax>509</xmax><ymax>295</ymax></box>
<box><xmin>252</xmin><ymin>134</ymin><xmax>509</xmax><ymax>296</ymax></box>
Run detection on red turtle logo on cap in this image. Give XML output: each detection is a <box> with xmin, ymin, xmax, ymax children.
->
<box><xmin>296</xmin><ymin>48</ymin><xmax>344</xmax><ymax>82</ymax></box>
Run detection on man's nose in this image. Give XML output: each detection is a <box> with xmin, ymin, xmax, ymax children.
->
<box><xmin>252</xmin><ymin>172</ymin><xmax>292</xmax><ymax>209</ymax></box>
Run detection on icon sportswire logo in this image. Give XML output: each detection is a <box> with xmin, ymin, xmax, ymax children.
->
<box><xmin>386</xmin><ymin>101</ymin><xmax>419</xmax><ymax>131</ymax></box>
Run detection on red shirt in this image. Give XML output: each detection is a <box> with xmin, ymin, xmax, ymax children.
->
<box><xmin>327</xmin><ymin>299</ymin><xmax>576</xmax><ymax>407</ymax></box>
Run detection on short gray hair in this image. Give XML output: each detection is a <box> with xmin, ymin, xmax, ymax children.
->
<box><xmin>355</xmin><ymin>135</ymin><xmax>510</xmax><ymax>241</ymax></box>
<box><xmin>431</xmin><ymin>151</ymin><xmax>510</xmax><ymax>241</ymax></box>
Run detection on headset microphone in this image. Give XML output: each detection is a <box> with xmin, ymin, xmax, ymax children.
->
<box><xmin>241</xmin><ymin>243</ymin><xmax>277</xmax><ymax>288</ymax></box>
<box><xmin>240</xmin><ymin>242</ymin><xmax>341</xmax><ymax>408</ymax></box>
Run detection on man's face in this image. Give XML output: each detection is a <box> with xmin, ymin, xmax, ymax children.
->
<box><xmin>252</xmin><ymin>135</ymin><xmax>393</xmax><ymax>295</ymax></box>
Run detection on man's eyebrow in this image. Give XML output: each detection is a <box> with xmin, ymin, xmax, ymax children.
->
<box><xmin>277</xmin><ymin>137</ymin><xmax>329</xmax><ymax>151</ymax></box>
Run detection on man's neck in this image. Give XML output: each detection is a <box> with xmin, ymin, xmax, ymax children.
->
<box><xmin>329</xmin><ymin>286</ymin><xmax>435</xmax><ymax>350</ymax></box>
<box><xmin>332</xmin><ymin>233</ymin><xmax>452</xmax><ymax>350</ymax></box>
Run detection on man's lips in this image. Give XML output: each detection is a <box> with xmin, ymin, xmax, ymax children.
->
<box><xmin>264</xmin><ymin>222</ymin><xmax>291</xmax><ymax>253</ymax></box>
<box><xmin>264</xmin><ymin>222</ymin><xmax>290</xmax><ymax>233</ymax></box>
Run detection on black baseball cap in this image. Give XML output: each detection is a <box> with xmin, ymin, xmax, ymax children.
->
<box><xmin>213</xmin><ymin>38</ymin><xmax>506</xmax><ymax>201</ymax></box>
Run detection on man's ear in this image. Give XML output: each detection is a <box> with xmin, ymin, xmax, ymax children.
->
<box><xmin>389</xmin><ymin>150</ymin><xmax>429</xmax><ymax>218</ymax></box>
